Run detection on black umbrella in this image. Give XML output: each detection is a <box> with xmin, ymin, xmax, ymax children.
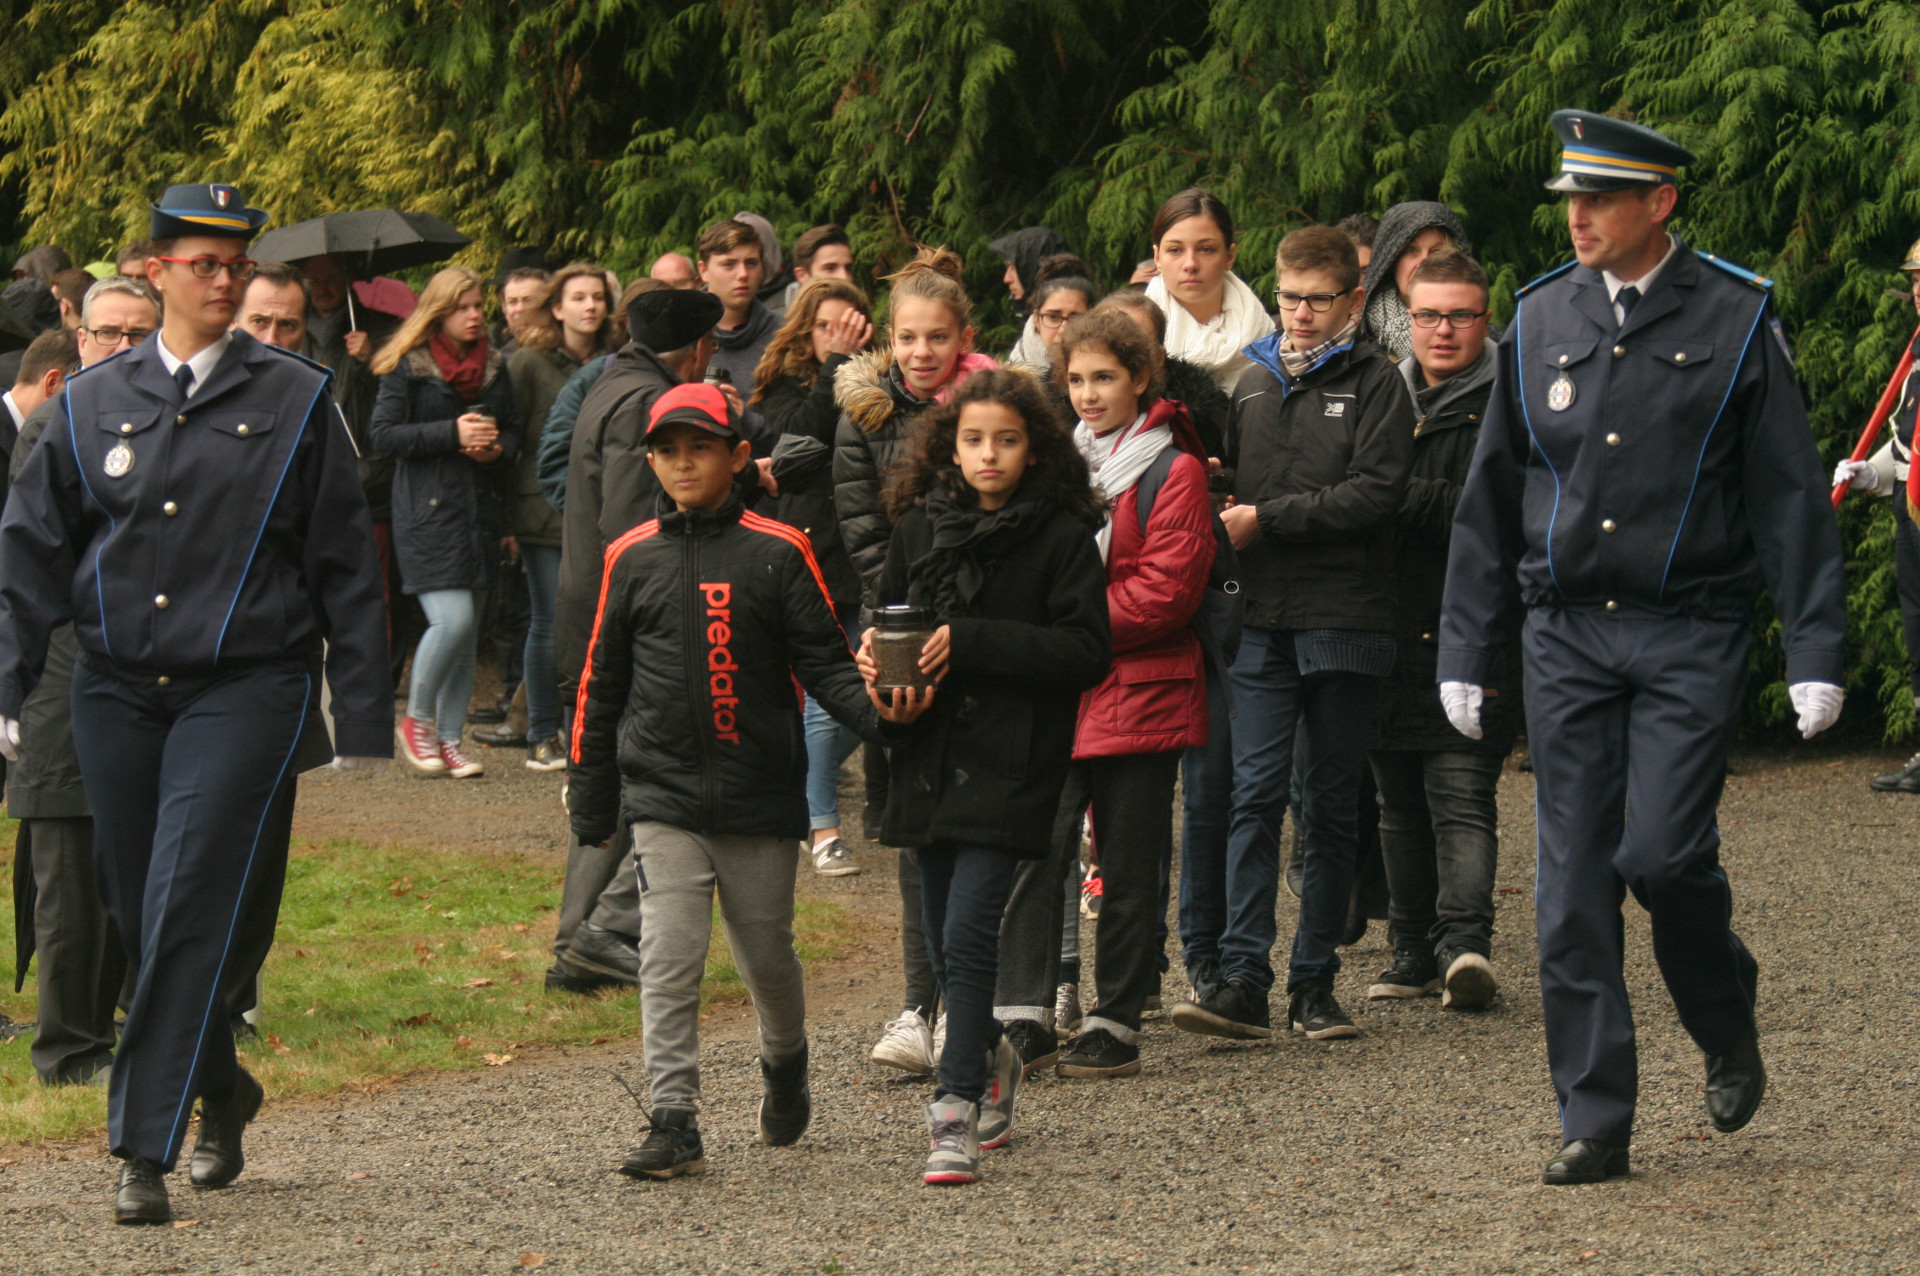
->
<box><xmin>253</xmin><ymin>209</ymin><xmax>470</xmax><ymax>277</ymax></box>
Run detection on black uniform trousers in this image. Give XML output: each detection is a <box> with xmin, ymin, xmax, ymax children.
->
<box><xmin>25</xmin><ymin>817</ymin><xmax>124</xmax><ymax>1084</ymax></box>
<box><xmin>69</xmin><ymin>653</ymin><xmax>309</xmax><ymax>1168</ymax></box>
<box><xmin>1523</xmin><ymin>607</ymin><xmax>1759</xmax><ymax>1147</ymax></box>
<box><xmin>1893</xmin><ymin>498</ymin><xmax>1920</xmax><ymax>698</ymax></box>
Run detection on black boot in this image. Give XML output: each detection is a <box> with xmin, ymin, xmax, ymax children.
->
<box><xmin>758</xmin><ymin>1043</ymin><xmax>812</xmax><ymax>1147</ymax></box>
<box><xmin>189</xmin><ymin>1067</ymin><xmax>264</xmax><ymax>1188</ymax></box>
<box><xmin>1543</xmin><ymin>1139</ymin><xmax>1628</xmax><ymax>1185</ymax></box>
<box><xmin>1870</xmin><ymin>751</ymin><xmax>1920</xmax><ymax>793</ymax></box>
<box><xmin>115</xmin><ymin>1157</ymin><xmax>172</xmax><ymax>1225</ymax></box>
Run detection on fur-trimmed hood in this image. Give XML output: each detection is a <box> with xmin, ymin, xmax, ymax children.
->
<box><xmin>833</xmin><ymin>349</ymin><xmax>1000</xmax><ymax>434</ymax></box>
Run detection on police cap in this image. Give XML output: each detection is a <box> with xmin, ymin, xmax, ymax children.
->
<box><xmin>150</xmin><ymin>183</ymin><xmax>270</xmax><ymax>240</ymax></box>
<box><xmin>1545</xmin><ymin>110</ymin><xmax>1695</xmax><ymax>193</ymax></box>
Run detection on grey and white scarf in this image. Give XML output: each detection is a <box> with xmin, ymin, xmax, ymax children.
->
<box><xmin>1074</xmin><ymin>412</ymin><xmax>1171</xmax><ymax>562</ymax></box>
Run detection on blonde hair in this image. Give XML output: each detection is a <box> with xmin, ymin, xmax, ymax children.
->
<box><xmin>884</xmin><ymin>245</ymin><xmax>971</xmax><ymax>331</ymax></box>
<box><xmin>512</xmin><ymin>261</ymin><xmax>621</xmax><ymax>355</ymax></box>
<box><xmin>750</xmin><ymin>278</ymin><xmax>873</xmax><ymax>404</ymax></box>
<box><xmin>372</xmin><ymin>266</ymin><xmax>487</xmax><ymax>374</ymax></box>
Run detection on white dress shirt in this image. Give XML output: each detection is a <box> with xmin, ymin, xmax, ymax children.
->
<box><xmin>1602</xmin><ymin>234</ymin><xmax>1679</xmax><ymax>326</ymax></box>
<box><xmin>155</xmin><ymin>330</ymin><xmax>233</xmax><ymax>398</ymax></box>
<box><xmin>2</xmin><ymin>390</ymin><xmax>24</xmax><ymax>433</ymax></box>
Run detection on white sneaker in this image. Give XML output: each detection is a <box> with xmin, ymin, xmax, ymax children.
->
<box><xmin>810</xmin><ymin>836</ymin><xmax>861</xmax><ymax>877</ymax></box>
<box><xmin>870</xmin><ymin>1009</ymin><xmax>935</xmax><ymax>1074</ymax></box>
<box><xmin>977</xmin><ymin>1033</ymin><xmax>1020</xmax><ymax>1150</ymax></box>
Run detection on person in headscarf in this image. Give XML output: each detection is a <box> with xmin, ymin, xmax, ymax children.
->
<box><xmin>989</xmin><ymin>227</ymin><xmax>1071</xmax><ymax>320</ymax></box>
<box><xmin>1359</xmin><ymin>202</ymin><xmax>1471</xmax><ymax>362</ymax></box>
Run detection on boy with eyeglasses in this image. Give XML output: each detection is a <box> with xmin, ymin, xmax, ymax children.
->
<box><xmin>1363</xmin><ymin>247</ymin><xmax>1515</xmax><ymax>1013</ymax></box>
<box><xmin>1169</xmin><ymin>224</ymin><xmax>1413</xmax><ymax>1045</ymax></box>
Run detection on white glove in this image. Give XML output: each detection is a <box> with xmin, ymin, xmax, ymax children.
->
<box><xmin>1439</xmin><ymin>681</ymin><xmax>1484</xmax><ymax>740</ymax></box>
<box><xmin>330</xmin><ymin>756</ymin><xmax>390</xmax><ymax>772</ymax></box>
<box><xmin>1832</xmin><ymin>459</ymin><xmax>1879</xmax><ymax>492</ymax></box>
<box><xmin>0</xmin><ymin>714</ymin><xmax>17</xmax><ymax>762</ymax></box>
<box><xmin>1787</xmin><ymin>682</ymin><xmax>1843</xmax><ymax>740</ymax></box>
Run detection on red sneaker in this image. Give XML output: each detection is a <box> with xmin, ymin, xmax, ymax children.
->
<box><xmin>396</xmin><ymin>716</ymin><xmax>447</xmax><ymax>773</ymax></box>
<box><xmin>440</xmin><ymin>740</ymin><xmax>484</xmax><ymax>779</ymax></box>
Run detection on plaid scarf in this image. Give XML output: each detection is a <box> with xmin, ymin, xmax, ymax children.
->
<box><xmin>1277</xmin><ymin>315</ymin><xmax>1360</xmax><ymax>381</ymax></box>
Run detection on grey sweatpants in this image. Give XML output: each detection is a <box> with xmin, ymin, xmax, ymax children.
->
<box><xmin>633</xmin><ymin>821</ymin><xmax>808</xmax><ymax>1110</ymax></box>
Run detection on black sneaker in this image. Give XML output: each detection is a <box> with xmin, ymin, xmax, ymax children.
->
<box><xmin>1870</xmin><ymin>751</ymin><xmax>1920</xmax><ymax>793</ymax></box>
<box><xmin>1367</xmin><ymin>948</ymin><xmax>1441</xmax><ymax>1000</ymax></box>
<box><xmin>1185</xmin><ymin>959</ymin><xmax>1224</xmax><ymax>1006</ymax></box>
<box><xmin>1170</xmin><ymin>977</ymin><xmax>1273</xmax><ymax>1039</ymax></box>
<box><xmin>1289</xmin><ymin>980</ymin><xmax>1360</xmax><ymax>1040</ymax></box>
<box><xmin>620</xmin><ymin>1108</ymin><xmax>706</xmax><ymax>1179</ymax></box>
<box><xmin>473</xmin><ymin>724</ymin><xmax>529</xmax><ymax>748</ymax></box>
<box><xmin>1057</xmin><ymin>1027</ymin><xmax>1142</xmax><ymax>1079</ymax></box>
<box><xmin>568</xmin><ymin>923</ymin><xmax>639</xmax><ymax>984</ymax></box>
<box><xmin>758</xmin><ymin>1043</ymin><xmax>811</xmax><ymax>1146</ymax></box>
<box><xmin>1004</xmin><ymin>1018</ymin><xmax>1059</xmax><ymax>1078</ymax></box>
<box><xmin>544</xmin><ymin>958</ymin><xmax>625</xmax><ymax>994</ymax></box>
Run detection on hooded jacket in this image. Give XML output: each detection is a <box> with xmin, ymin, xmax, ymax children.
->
<box><xmin>989</xmin><ymin>227</ymin><xmax>1070</xmax><ymax>318</ymax></box>
<box><xmin>706</xmin><ymin>301</ymin><xmax>780</xmax><ymax>390</ymax></box>
<box><xmin>567</xmin><ymin>491</ymin><xmax>883</xmax><ymax>844</ymax></box>
<box><xmin>1360</xmin><ymin>202</ymin><xmax>1472</xmax><ymax>362</ymax></box>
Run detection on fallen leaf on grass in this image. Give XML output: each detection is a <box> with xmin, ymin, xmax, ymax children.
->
<box><xmin>519</xmin><ymin>1255</ymin><xmax>546</xmax><ymax>1268</ymax></box>
<box><xmin>266</xmin><ymin>1034</ymin><xmax>294</xmax><ymax>1056</ymax></box>
<box><xmin>388</xmin><ymin>877</ymin><xmax>414</xmax><ymax>896</ymax></box>
<box><xmin>453</xmin><ymin>1036</ymin><xmax>473</xmax><ymax>1049</ymax></box>
<box><xmin>498</xmin><ymin>950</ymin><xmax>520</xmax><ymax>960</ymax></box>
<box><xmin>173</xmin><ymin>1219</ymin><xmax>202</xmax><ymax>1229</ymax></box>
<box><xmin>511</xmin><ymin>923</ymin><xmax>530</xmax><ymax>933</ymax></box>
<box><xmin>395</xmin><ymin>1012</ymin><xmax>438</xmax><ymax>1027</ymax></box>
<box><xmin>589</xmin><ymin>1037</ymin><xmax>610</xmax><ymax>1046</ymax></box>
<box><xmin>484</xmin><ymin>1054</ymin><xmax>515</xmax><ymax>1067</ymax></box>
<box><xmin>465</xmin><ymin>978</ymin><xmax>495</xmax><ymax>988</ymax></box>
<box><xmin>292</xmin><ymin>948</ymin><xmax>316</xmax><ymax>958</ymax></box>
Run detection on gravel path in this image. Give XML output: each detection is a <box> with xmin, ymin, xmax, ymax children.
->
<box><xmin>3</xmin><ymin>744</ymin><xmax>1918</xmax><ymax>1273</ymax></box>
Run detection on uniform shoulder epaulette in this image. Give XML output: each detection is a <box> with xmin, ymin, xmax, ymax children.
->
<box><xmin>1695</xmin><ymin>251</ymin><xmax>1773</xmax><ymax>291</ymax></box>
<box><xmin>259</xmin><ymin>343</ymin><xmax>333</xmax><ymax>375</ymax></box>
<box><xmin>1514</xmin><ymin>260</ymin><xmax>1579</xmax><ymax>299</ymax></box>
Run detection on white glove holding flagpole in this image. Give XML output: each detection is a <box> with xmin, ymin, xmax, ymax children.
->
<box><xmin>1832</xmin><ymin>459</ymin><xmax>1879</xmax><ymax>492</ymax></box>
<box><xmin>1439</xmin><ymin>681</ymin><xmax>1484</xmax><ymax>741</ymax></box>
<box><xmin>1787</xmin><ymin>682</ymin><xmax>1843</xmax><ymax>740</ymax></box>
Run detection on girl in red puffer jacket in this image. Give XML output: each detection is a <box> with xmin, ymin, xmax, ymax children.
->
<box><xmin>1051</xmin><ymin>310</ymin><xmax>1215</xmax><ymax>1079</ymax></box>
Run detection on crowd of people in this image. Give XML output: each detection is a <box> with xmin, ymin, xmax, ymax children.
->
<box><xmin>0</xmin><ymin>106</ymin><xmax>1864</xmax><ymax>1218</ymax></box>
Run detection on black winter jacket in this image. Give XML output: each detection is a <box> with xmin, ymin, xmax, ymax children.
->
<box><xmin>1372</xmin><ymin>352</ymin><xmax>1520</xmax><ymax>753</ymax></box>
<box><xmin>1227</xmin><ymin>335</ymin><xmax>1414</xmax><ymax>631</ymax></box>
<box><xmin>760</xmin><ymin>358</ymin><xmax>860</xmax><ymax>617</ymax></box>
<box><xmin>876</xmin><ymin>496</ymin><xmax>1112</xmax><ymax>858</ymax></box>
<box><xmin>369</xmin><ymin>345</ymin><xmax>519</xmax><ymax>594</ymax></box>
<box><xmin>567</xmin><ymin>492</ymin><xmax>884</xmax><ymax>844</ymax></box>
<box><xmin>832</xmin><ymin>352</ymin><xmax>931</xmax><ymax>611</ymax></box>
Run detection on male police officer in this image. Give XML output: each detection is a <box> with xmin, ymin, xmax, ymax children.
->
<box><xmin>1439</xmin><ymin>113</ymin><xmax>1847</xmax><ymax>1185</ymax></box>
<box><xmin>0</xmin><ymin>184</ymin><xmax>390</xmax><ymax>1224</ymax></box>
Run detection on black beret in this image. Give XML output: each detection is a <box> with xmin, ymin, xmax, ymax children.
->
<box><xmin>628</xmin><ymin>289</ymin><xmax>725</xmax><ymax>353</ymax></box>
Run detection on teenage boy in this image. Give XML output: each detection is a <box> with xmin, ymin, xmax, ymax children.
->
<box><xmin>697</xmin><ymin>219</ymin><xmax>777</xmax><ymax>387</ymax></box>
<box><xmin>1365</xmin><ymin>247</ymin><xmax>1514</xmax><ymax>1010</ymax></box>
<box><xmin>1171</xmin><ymin>224</ymin><xmax>1413</xmax><ymax>1043</ymax></box>
<box><xmin>569</xmin><ymin>382</ymin><xmax>885</xmax><ymax>1180</ymax></box>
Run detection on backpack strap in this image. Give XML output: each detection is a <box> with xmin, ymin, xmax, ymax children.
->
<box><xmin>1133</xmin><ymin>445</ymin><xmax>1182</xmax><ymax>536</ymax></box>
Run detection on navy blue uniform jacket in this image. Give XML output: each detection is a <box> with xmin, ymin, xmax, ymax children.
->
<box><xmin>0</xmin><ymin>332</ymin><xmax>393</xmax><ymax>757</ymax></box>
<box><xmin>1438</xmin><ymin>239</ymin><xmax>1846</xmax><ymax>687</ymax></box>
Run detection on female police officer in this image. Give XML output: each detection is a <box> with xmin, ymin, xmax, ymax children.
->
<box><xmin>0</xmin><ymin>183</ymin><xmax>390</xmax><ymax>1223</ymax></box>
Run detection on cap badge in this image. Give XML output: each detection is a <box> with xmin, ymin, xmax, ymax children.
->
<box><xmin>1547</xmin><ymin>373</ymin><xmax>1576</xmax><ymax>412</ymax></box>
<box><xmin>212</xmin><ymin>186</ymin><xmax>231</xmax><ymax>208</ymax></box>
<box><xmin>104</xmin><ymin>442</ymin><xmax>134</xmax><ymax>477</ymax></box>
<box><xmin>1571</xmin><ymin>119</ymin><xmax>1585</xmax><ymax>140</ymax></box>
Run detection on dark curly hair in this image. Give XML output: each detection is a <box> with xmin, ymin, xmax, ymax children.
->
<box><xmin>1051</xmin><ymin>309</ymin><xmax>1165</xmax><ymax>404</ymax></box>
<box><xmin>883</xmin><ymin>369</ymin><xmax>1105</xmax><ymax>527</ymax></box>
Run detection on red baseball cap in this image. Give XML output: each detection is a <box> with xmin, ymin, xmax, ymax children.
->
<box><xmin>645</xmin><ymin>382</ymin><xmax>739</xmax><ymax>442</ymax></box>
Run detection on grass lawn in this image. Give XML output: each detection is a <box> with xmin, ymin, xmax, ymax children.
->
<box><xmin>0</xmin><ymin>831</ymin><xmax>849</xmax><ymax>1146</ymax></box>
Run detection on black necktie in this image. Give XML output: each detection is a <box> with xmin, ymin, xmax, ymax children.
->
<box><xmin>173</xmin><ymin>363</ymin><xmax>194</xmax><ymax>399</ymax></box>
<box><xmin>1617</xmin><ymin>285</ymin><xmax>1641</xmax><ymax>323</ymax></box>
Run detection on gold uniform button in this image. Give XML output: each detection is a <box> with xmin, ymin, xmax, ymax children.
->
<box><xmin>1602</xmin><ymin>519</ymin><xmax>1617</xmax><ymax>533</ymax></box>
<box><xmin>1612</xmin><ymin>345</ymin><xmax>1626</xmax><ymax>358</ymax></box>
<box><xmin>1607</xmin><ymin>433</ymin><xmax>1621</xmax><ymax>446</ymax></box>
<box><xmin>1605</xmin><ymin>600</ymin><xmax>1619</xmax><ymax>612</ymax></box>
<box><xmin>1557</xmin><ymin>354</ymin><xmax>1568</xmax><ymax>365</ymax></box>
<box><xmin>163</xmin><ymin>501</ymin><xmax>178</xmax><ymax>516</ymax></box>
<box><xmin>1674</xmin><ymin>351</ymin><xmax>1687</xmax><ymax>363</ymax></box>
<box><xmin>157</xmin><ymin>676</ymin><xmax>170</xmax><ymax>686</ymax></box>
<box><xmin>154</xmin><ymin>594</ymin><xmax>169</xmax><ymax>609</ymax></box>
<box><xmin>236</xmin><ymin>424</ymin><xmax>249</xmax><ymax>436</ymax></box>
<box><xmin>176</xmin><ymin>414</ymin><xmax>187</xmax><ymax>425</ymax></box>
<box><xmin>119</xmin><ymin>422</ymin><xmax>132</xmax><ymax>434</ymax></box>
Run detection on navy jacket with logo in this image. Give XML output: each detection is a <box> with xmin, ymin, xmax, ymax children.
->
<box><xmin>1438</xmin><ymin>239</ymin><xmax>1846</xmax><ymax>687</ymax></box>
<box><xmin>567</xmin><ymin>488</ymin><xmax>884</xmax><ymax>844</ymax></box>
<box><xmin>0</xmin><ymin>331</ymin><xmax>392</xmax><ymax>756</ymax></box>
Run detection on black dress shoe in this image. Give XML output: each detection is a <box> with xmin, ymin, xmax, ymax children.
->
<box><xmin>544</xmin><ymin>958</ymin><xmax>625</xmax><ymax>994</ymax></box>
<box><xmin>1705</xmin><ymin>1028</ymin><xmax>1766</xmax><ymax>1133</ymax></box>
<box><xmin>1543</xmin><ymin>1139</ymin><xmax>1629</xmax><ymax>1185</ymax></box>
<box><xmin>568</xmin><ymin>924</ymin><xmax>639</xmax><ymax>984</ymax></box>
<box><xmin>190</xmin><ymin>1068</ymin><xmax>264</xmax><ymax>1188</ymax></box>
<box><xmin>1870</xmin><ymin>751</ymin><xmax>1920</xmax><ymax>793</ymax></box>
<box><xmin>115</xmin><ymin>1157</ymin><xmax>172</xmax><ymax>1224</ymax></box>
<box><xmin>473</xmin><ymin>724</ymin><xmax>529</xmax><ymax>748</ymax></box>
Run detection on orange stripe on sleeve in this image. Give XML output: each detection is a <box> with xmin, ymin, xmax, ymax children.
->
<box><xmin>570</xmin><ymin>519</ymin><xmax>662</xmax><ymax>764</ymax></box>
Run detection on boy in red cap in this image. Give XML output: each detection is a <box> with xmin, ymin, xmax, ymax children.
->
<box><xmin>569</xmin><ymin>382</ymin><xmax>889</xmax><ymax>1180</ymax></box>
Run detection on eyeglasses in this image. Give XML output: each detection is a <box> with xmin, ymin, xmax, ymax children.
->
<box><xmin>154</xmin><ymin>255</ymin><xmax>258</xmax><ymax>281</ymax></box>
<box><xmin>83</xmin><ymin>326</ymin><xmax>153</xmax><ymax>347</ymax></box>
<box><xmin>1035</xmin><ymin>309</ymin><xmax>1081</xmax><ymax>330</ymax></box>
<box><xmin>1273</xmin><ymin>290</ymin><xmax>1354</xmax><ymax>313</ymax></box>
<box><xmin>1409</xmin><ymin>309</ymin><xmax>1489</xmax><ymax>329</ymax></box>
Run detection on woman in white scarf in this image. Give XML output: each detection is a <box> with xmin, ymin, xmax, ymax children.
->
<box><xmin>1005</xmin><ymin>264</ymin><xmax>1096</xmax><ymax>372</ymax></box>
<box><xmin>1145</xmin><ymin>188</ymin><xmax>1273</xmax><ymax>395</ymax></box>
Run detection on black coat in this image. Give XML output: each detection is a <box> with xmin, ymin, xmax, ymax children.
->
<box><xmin>760</xmin><ymin>357</ymin><xmax>860</xmax><ymax>617</ymax></box>
<box><xmin>876</xmin><ymin>498</ymin><xmax>1112</xmax><ymax>858</ymax></box>
<box><xmin>1439</xmin><ymin>240</ymin><xmax>1847</xmax><ymax>688</ymax></box>
<box><xmin>370</xmin><ymin>344</ymin><xmax>519</xmax><ymax>595</ymax></box>
<box><xmin>1226</xmin><ymin>336</ymin><xmax>1415</xmax><ymax>632</ymax></box>
<box><xmin>1372</xmin><ymin>355</ymin><xmax>1520</xmax><ymax>753</ymax></box>
<box><xmin>832</xmin><ymin>352</ymin><xmax>930</xmax><ymax>612</ymax></box>
<box><xmin>6</xmin><ymin>400</ymin><xmax>84</xmax><ymax>818</ymax></box>
<box><xmin>567</xmin><ymin>494</ymin><xmax>883</xmax><ymax>844</ymax></box>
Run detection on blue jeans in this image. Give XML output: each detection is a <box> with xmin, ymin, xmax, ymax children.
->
<box><xmin>1177</xmin><ymin>667</ymin><xmax>1233</xmax><ymax>975</ymax></box>
<box><xmin>920</xmin><ymin>842</ymin><xmax>1017</xmax><ymax>1103</ymax></box>
<box><xmin>408</xmin><ymin>589</ymin><xmax>478</xmax><ymax>743</ymax></box>
<box><xmin>1222</xmin><ymin>627</ymin><xmax>1380</xmax><ymax>993</ymax></box>
<box><xmin>521</xmin><ymin>544</ymin><xmax>562</xmax><ymax>743</ymax></box>
<box><xmin>803</xmin><ymin>696</ymin><xmax>862</xmax><ymax>831</ymax></box>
